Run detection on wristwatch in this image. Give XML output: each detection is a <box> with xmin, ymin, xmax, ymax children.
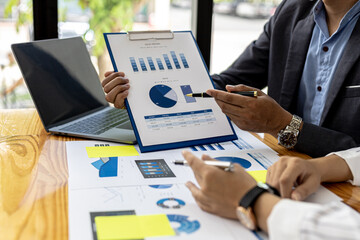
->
<box><xmin>277</xmin><ymin>115</ymin><xmax>302</xmax><ymax>149</ymax></box>
<box><xmin>236</xmin><ymin>182</ymin><xmax>278</xmax><ymax>230</ymax></box>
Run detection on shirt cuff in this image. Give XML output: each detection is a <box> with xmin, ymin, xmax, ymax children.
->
<box><xmin>267</xmin><ymin>199</ymin><xmax>321</xmax><ymax>240</ymax></box>
<box><xmin>327</xmin><ymin>147</ymin><xmax>360</xmax><ymax>186</ymax></box>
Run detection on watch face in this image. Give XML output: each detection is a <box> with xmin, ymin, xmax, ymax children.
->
<box><xmin>278</xmin><ymin>130</ymin><xmax>297</xmax><ymax>148</ymax></box>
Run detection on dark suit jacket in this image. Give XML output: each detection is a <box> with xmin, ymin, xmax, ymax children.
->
<box><xmin>212</xmin><ymin>0</ymin><xmax>360</xmax><ymax>157</ymax></box>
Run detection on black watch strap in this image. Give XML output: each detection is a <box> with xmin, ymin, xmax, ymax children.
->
<box><xmin>239</xmin><ymin>186</ymin><xmax>268</xmax><ymax>209</ymax></box>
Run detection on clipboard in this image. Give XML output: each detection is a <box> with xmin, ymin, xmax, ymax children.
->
<box><xmin>104</xmin><ymin>30</ymin><xmax>237</xmax><ymax>152</ymax></box>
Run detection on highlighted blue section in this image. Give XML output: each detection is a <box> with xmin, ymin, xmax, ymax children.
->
<box><xmin>147</xmin><ymin>57</ymin><xmax>156</xmax><ymax>71</ymax></box>
<box><xmin>129</xmin><ymin>57</ymin><xmax>139</xmax><ymax>72</ymax></box>
<box><xmin>190</xmin><ymin>146</ymin><xmax>198</xmax><ymax>151</ymax></box>
<box><xmin>163</xmin><ymin>54</ymin><xmax>173</xmax><ymax>69</ymax></box>
<box><xmin>157</xmin><ymin>198</ymin><xmax>185</xmax><ymax>209</ymax></box>
<box><xmin>156</xmin><ymin>58</ymin><xmax>165</xmax><ymax>70</ymax></box>
<box><xmin>149</xmin><ymin>84</ymin><xmax>178</xmax><ymax>108</ymax></box>
<box><xmin>136</xmin><ymin>159</ymin><xmax>175</xmax><ymax>178</ymax></box>
<box><xmin>99</xmin><ymin>157</ymin><xmax>118</xmax><ymax>177</ymax></box>
<box><xmin>91</xmin><ymin>159</ymin><xmax>104</xmax><ymax>170</ymax></box>
<box><xmin>215</xmin><ymin>156</ymin><xmax>252</xmax><ymax>169</ymax></box>
<box><xmin>214</xmin><ymin>143</ymin><xmax>224</xmax><ymax>150</ymax></box>
<box><xmin>139</xmin><ymin>58</ymin><xmax>147</xmax><ymax>71</ymax></box>
<box><xmin>170</xmin><ymin>51</ymin><xmax>181</xmax><ymax>69</ymax></box>
<box><xmin>207</xmin><ymin>144</ymin><xmax>216</xmax><ymax>150</ymax></box>
<box><xmin>232</xmin><ymin>140</ymin><xmax>243</xmax><ymax>150</ymax></box>
<box><xmin>167</xmin><ymin>214</ymin><xmax>200</xmax><ymax>234</ymax></box>
<box><xmin>180</xmin><ymin>53</ymin><xmax>189</xmax><ymax>68</ymax></box>
<box><xmin>149</xmin><ymin>184</ymin><xmax>173</xmax><ymax>189</ymax></box>
<box><xmin>180</xmin><ymin>85</ymin><xmax>196</xmax><ymax>103</ymax></box>
<box><xmin>198</xmin><ymin>145</ymin><xmax>206</xmax><ymax>151</ymax></box>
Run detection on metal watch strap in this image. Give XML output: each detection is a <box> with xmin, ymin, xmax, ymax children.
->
<box><xmin>239</xmin><ymin>185</ymin><xmax>268</xmax><ymax>209</ymax></box>
<box><xmin>288</xmin><ymin>115</ymin><xmax>302</xmax><ymax>131</ymax></box>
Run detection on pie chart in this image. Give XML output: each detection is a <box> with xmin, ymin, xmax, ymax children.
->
<box><xmin>215</xmin><ymin>156</ymin><xmax>252</xmax><ymax>169</ymax></box>
<box><xmin>149</xmin><ymin>84</ymin><xmax>178</xmax><ymax>108</ymax></box>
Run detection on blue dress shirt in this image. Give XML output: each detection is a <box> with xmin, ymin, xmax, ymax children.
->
<box><xmin>297</xmin><ymin>0</ymin><xmax>360</xmax><ymax>125</ymax></box>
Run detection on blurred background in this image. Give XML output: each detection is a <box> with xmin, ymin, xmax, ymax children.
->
<box><xmin>0</xmin><ymin>0</ymin><xmax>280</xmax><ymax>109</ymax></box>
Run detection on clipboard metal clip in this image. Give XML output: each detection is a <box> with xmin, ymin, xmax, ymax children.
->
<box><xmin>127</xmin><ymin>30</ymin><xmax>174</xmax><ymax>41</ymax></box>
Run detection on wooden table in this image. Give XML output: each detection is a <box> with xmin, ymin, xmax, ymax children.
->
<box><xmin>0</xmin><ymin>108</ymin><xmax>359</xmax><ymax>240</ymax></box>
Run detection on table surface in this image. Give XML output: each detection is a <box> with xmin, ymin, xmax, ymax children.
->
<box><xmin>0</xmin><ymin>108</ymin><xmax>359</xmax><ymax>240</ymax></box>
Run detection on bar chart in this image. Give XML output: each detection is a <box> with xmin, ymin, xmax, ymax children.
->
<box><xmin>129</xmin><ymin>51</ymin><xmax>189</xmax><ymax>73</ymax></box>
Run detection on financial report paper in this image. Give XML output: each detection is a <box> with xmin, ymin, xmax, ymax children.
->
<box><xmin>104</xmin><ymin>31</ymin><xmax>236</xmax><ymax>152</ymax></box>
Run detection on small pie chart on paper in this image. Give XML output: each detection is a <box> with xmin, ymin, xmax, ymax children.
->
<box><xmin>149</xmin><ymin>84</ymin><xmax>178</xmax><ymax>108</ymax></box>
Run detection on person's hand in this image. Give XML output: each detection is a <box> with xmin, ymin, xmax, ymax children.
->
<box><xmin>101</xmin><ymin>71</ymin><xmax>130</xmax><ymax>109</ymax></box>
<box><xmin>183</xmin><ymin>151</ymin><xmax>257</xmax><ymax>219</ymax></box>
<box><xmin>266</xmin><ymin>156</ymin><xmax>322</xmax><ymax>201</ymax></box>
<box><xmin>206</xmin><ymin>84</ymin><xmax>292</xmax><ymax>137</ymax></box>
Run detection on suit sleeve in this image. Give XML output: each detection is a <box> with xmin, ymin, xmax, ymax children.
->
<box><xmin>295</xmin><ymin>122</ymin><xmax>358</xmax><ymax>157</ymax></box>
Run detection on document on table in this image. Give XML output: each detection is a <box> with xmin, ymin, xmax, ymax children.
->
<box><xmin>104</xmin><ymin>31</ymin><xmax>236</xmax><ymax>152</ymax></box>
<box><xmin>66</xmin><ymin>128</ymin><xmax>279</xmax><ymax>190</ymax></box>
<box><xmin>66</xmin><ymin>126</ymin><xmax>342</xmax><ymax>240</ymax></box>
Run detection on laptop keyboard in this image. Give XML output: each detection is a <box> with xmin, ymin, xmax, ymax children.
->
<box><xmin>60</xmin><ymin>108</ymin><xmax>130</xmax><ymax>135</ymax></box>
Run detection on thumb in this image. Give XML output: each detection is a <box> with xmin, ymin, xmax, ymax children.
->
<box><xmin>291</xmin><ymin>179</ymin><xmax>319</xmax><ymax>201</ymax></box>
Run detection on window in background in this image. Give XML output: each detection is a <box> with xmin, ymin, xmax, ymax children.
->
<box><xmin>211</xmin><ymin>0</ymin><xmax>279</xmax><ymax>75</ymax></box>
<box><xmin>59</xmin><ymin>0</ymin><xmax>192</xmax><ymax>81</ymax></box>
<box><xmin>0</xmin><ymin>0</ymin><xmax>33</xmax><ymax>109</ymax></box>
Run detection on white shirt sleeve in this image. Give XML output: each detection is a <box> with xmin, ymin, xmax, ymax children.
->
<box><xmin>268</xmin><ymin>199</ymin><xmax>360</xmax><ymax>240</ymax></box>
<box><xmin>326</xmin><ymin>147</ymin><xmax>360</xmax><ymax>186</ymax></box>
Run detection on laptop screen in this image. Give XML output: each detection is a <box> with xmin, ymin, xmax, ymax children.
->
<box><xmin>12</xmin><ymin>37</ymin><xmax>108</xmax><ymax>128</ymax></box>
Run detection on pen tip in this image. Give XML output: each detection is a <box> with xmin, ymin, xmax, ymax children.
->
<box><xmin>185</xmin><ymin>94</ymin><xmax>192</xmax><ymax>97</ymax></box>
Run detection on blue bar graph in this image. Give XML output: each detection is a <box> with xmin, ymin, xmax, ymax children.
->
<box><xmin>190</xmin><ymin>146</ymin><xmax>198</xmax><ymax>151</ymax></box>
<box><xmin>170</xmin><ymin>51</ymin><xmax>181</xmax><ymax>69</ymax></box>
<box><xmin>147</xmin><ymin>57</ymin><xmax>156</xmax><ymax>71</ymax></box>
<box><xmin>180</xmin><ymin>53</ymin><xmax>189</xmax><ymax>68</ymax></box>
<box><xmin>156</xmin><ymin>58</ymin><xmax>165</xmax><ymax>70</ymax></box>
<box><xmin>214</xmin><ymin>143</ymin><xmax>225</xmax><ymax>150</ymax></box>
<box><xmin>163</xmin><ymin>54</ymin><xmax>173</xmax><ymax>69</ymax></box>
<box><xmin>139</xmin><ymin>58</ymin><xmax>147</xmax><ymax>71</ymax></box>
<box><xmin>129</xmin><ymin>57</ymin><xmax>139</xmax><ymax>72</ymax></box>
<box><xmin>135</xmin><ymin>159</ymin><xmax>175</xmax><ymax>178</ymax></box>
<box><xmin>207</xmin><ymin>144</ymin><xmax>216</xmax><ymax>150</ymax></box>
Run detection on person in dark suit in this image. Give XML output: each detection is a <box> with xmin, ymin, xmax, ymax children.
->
<box><xmin>102</xmin><ymin>0</ymin><xmax>360</xmax><ymax>157</ymax></box>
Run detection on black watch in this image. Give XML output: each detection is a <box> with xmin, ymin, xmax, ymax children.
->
<box><xmin>236</xmin><ymin>183</ymin><xmax>277</xmax><ymax>230</ymax></box>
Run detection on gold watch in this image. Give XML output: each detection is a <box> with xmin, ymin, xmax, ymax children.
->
<box><xmin>236</xmin><ymin>182</ymin><xmax>277</xmax><ymax>230</ymax></box>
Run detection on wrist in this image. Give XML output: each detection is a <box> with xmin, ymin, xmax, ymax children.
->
<box><xmin>270</xmin><ymin>112</ymin><xmax>292</xmax><ymax>137</ymax></box>
<box><xmin>253</xmin><ymin>193</ymin><xmax>281</xmax><ymax>233</ymax></box>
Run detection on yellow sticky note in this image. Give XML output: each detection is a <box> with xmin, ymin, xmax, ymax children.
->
<box><xmin>95</xmin><ymin>214</ymin><xmax>175</xmax><ymax>240</ymax></box>
<box><xmin>86</xmin><ymin>146</ymin><xmax>139</xmax><ymax>158</ymax></box>
<box><xmin>248</xmin><ymin>170</ymin><xmax>267</xmax><ymax>183</ymax></box>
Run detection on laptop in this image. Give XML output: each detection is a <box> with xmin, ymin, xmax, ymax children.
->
<box><xmin>11</xmin><ymin>37</ymin><xmax>137</xmax><ymax>144</ymax></box>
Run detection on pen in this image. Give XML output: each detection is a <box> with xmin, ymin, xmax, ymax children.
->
<box><xmin>173</xmin><ymin>159</ymin><xmax>234</xmax><ymax>172</ymax></box>
<box><xmin>186</xmin><ymin>91</ymin><xmax>257</xmax><ymax>98</ymax></box>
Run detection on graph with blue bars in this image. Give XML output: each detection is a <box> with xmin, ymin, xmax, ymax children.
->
<box><xmin>170</xmin><ymin>51</ymin><xmax>181</xmax><ymax>69</ymax></box>
<box><xmin>163</xmin><ymin>54</ymin><xmax>173</xmax><ymax>70</ymax></box>
<box><xmin>179</xmin><ymin>53</ymin><xmax>189</xmax><ymax>68</ymax></box>
<box><xmin>129</xmin><ymin>57</ymin><xmax>139</xmax><ymax>72</ymax></box>
<box><xmin>156</xmin><ymin>58</ymin><xmax>164</xmax><ymax>70</ymax></box>
<box><xmin>139</xmin><ymin>58</ymin><xmax>147</xmax><ymax>71</ymax></box>
<box><xmin>129</xmin><ymin>51</ymin><xmax>189</xmax><ymax>72</ymax></box>
<box><xmin>147</xmin><ymin>57</ymin><xmax>156</xmax><ymax>71</ymax></box>
<box><xmin>135</xmin><ymin>159</ymin><xmax>176</xmax><ymax>178</ymax></box>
